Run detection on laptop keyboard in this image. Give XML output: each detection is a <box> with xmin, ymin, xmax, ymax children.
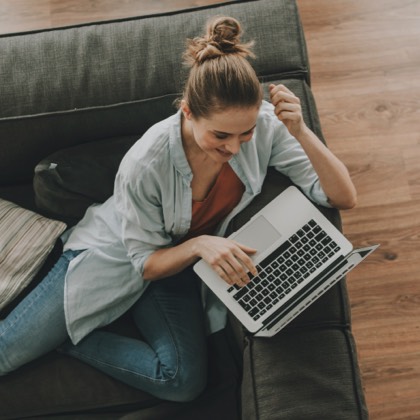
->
<box><xmin>227</xmin><ymin>219</ymin><xmax>341</xmax><ymax>321</ymax></box>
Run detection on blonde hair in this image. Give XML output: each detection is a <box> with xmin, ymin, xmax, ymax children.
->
<box><xmin>182</xmin><ymin>16</ymin><xmax>262</xmax><ymax>118</ymax></box>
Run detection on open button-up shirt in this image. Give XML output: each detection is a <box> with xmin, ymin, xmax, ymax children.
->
<box><xmin>62</xmin><ymin>100</ymin><xmax>330</xmax><ymax>344</ymax></box>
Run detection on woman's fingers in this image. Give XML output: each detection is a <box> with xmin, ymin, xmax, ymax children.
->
<box><xmin>273</xmin><ymin>102</ymin><xmax>301</xmax><ymax>118</ymax></box>
<box><xmin>232</xmin><ymin>242</ymin><xmax>258</xmax><ymax>275</ymax></box>
<box><xmin>218</xmin><ymin>259</ymin><xmax>249</xmax><ymax>287</ymax></box>
<box><xmin>269</xmin><ymin>85</ymin><xmax>301</xmax><ymax>116</ymax></box>
<box><xmin>269</xmin><ymin>83</ymin><xmax>298</xmax><ymax>104</ymax></box>
<box><xmin>269</xmin><ymin>84</ymin><xmax>305</xmax><ymax>137</ymax></box>
<box><xmin>200</xmin><ymin>237</ymin><xmax>258</xmax><ymax>287</ymax></box>
<box><xmin>218</xmin><ymin>244</ymin><xmax>257</xmax><ymax>287</ymax></box>
<box><xmin>210</xmin><ymin>239</ymin><xmax>257</xmax><ymax>286</ymax></box>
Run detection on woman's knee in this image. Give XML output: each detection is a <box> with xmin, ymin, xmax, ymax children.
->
<box><xmin>133</xmin><ymin>353</ymin><xmax>207</xmax><ymax>402</ymax></box>
<box><xmin>164</xmin><ymin>363</ymin><xmax>208</xmax><ymax>402</ymax></box>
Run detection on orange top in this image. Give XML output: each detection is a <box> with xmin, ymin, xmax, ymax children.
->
<box><xmin>184</xmin><ymin>163</ymin><xmax>245</xmax><ymax>240</ymax></box>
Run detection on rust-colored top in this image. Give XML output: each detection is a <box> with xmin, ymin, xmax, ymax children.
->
<box><xmin>184</xmin><ymin>163</ymin><xmax>245</xmax><ymax>240</ymax></box>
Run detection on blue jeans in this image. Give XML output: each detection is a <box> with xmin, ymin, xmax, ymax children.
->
<box><xmin>0</xmin><ymin>250</ymin><xmax>208</xmax><ymax>402</ymax></box>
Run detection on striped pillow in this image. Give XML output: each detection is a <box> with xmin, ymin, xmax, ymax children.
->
<box><xmin>0</xmin><ymin>199</ymin><xmax>66</xmax><ymax>311</ymax></box>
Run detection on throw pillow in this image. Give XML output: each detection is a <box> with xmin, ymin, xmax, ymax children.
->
<box><xmin>33</xmin><ymin>135</ymin><xmax>139</xmax><ymax>222</ymax></box>
<box><xmin>0</xmin><ymin>198</ymin><xmax>67</xmax><ymax>311</ymax></box>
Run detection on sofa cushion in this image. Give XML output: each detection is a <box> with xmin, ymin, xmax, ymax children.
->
<box><xmin>241</xmin><ymin>328</ymin><xmax>368</xmax><ymax>419</ymax></box>
<box><xmin>33</xmin><ymin>135</ymin><xmax>139</xmax><ymax>223</ymax></box>
<box><xmin>0</xmin><ymin>198</ymin><xmax>66</xmax><ymax>311</ymax></box>
<box><xmin>0</xmin><ymin>328</ymin><xmax>240</xmax><ymax>420</ymax></box>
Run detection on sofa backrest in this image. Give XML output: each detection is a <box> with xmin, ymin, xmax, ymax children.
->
<box><xmin>0</xmin><ymin>0</ymin><xmax>310</xmax><ymax>185</ymax></box>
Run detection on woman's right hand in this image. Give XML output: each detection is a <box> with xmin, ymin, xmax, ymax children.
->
<box><xmin>194</xmin><ymin>235</ymin><xmax>258</xmax><ymax>287</ymax></box>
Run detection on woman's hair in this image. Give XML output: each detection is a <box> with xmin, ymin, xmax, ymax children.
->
<box><xmin>182</xmin><ymin>16</ymin><xmax>262</xmax><ymax>118</ymax></box>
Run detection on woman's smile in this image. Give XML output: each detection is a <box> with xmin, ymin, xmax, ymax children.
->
<box><xmin>216</xmin><ymin>148</ymin><xmax>233</xmax><ymax>158</ymax></box>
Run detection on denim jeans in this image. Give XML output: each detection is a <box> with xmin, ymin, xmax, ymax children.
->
<box><xmin>0</xmin><ymin>250</ymin><xmax>208</xmax><ymax>402</ymax></box>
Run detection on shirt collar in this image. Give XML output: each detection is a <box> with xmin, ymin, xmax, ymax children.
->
<box><xmin>169</xmin><ymin>109</ymin><xmax>193</xmax><ymax>181</ymax></box>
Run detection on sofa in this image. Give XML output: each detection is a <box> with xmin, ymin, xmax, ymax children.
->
<box><xmin>0</xmin><ymin>0</ymin><xmax>368</xmax><ymax>418</ymax></box>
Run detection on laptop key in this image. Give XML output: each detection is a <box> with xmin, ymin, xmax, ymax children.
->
<box><xmin>259</xmin><ymin>240</ymin><xmax>292</xmax><ymax>268</ymax></box>
<box><xmin>233</xmin><ymin>288</ymin><xmax>248</xmax><ymax>300</ymax></box>
<box><xmin>249</xmin><ymin>307</ymin><xmax>259</xmax><ymax>317</ymax></box>
<box><xmin>238</xmin><ymin>301</ymin><xmax>251</xmax><ymax>311</ymax></box>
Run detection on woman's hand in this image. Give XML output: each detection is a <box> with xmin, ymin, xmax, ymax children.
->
<box><xmin>269</xmin><ymin>83</ymin><xmax>306</xmax><ymax>138</ymax></box>
<box><xmin>194</xmin><ymin>235</ymin><xmax>258</xmax><ymax>287</ymax></box>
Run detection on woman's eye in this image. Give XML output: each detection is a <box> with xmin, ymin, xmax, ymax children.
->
<box><xmin>242</xmin><ymin>130</ymin><xmax>254</xmax><ymax>137</ymax></box>
<box><xmin>214</xmin><ymin>133</ymin><xmax>228</xmax><ymax>140</ymax></box>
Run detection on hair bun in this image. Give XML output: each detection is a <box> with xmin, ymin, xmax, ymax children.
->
<box><xmin>184</xmin><ymin>16</ymin><xmax>255</xmax><ymax>66</ymax></box>
<box><xmin>207</xmin><ymin>16</ymin><xmax>241</xmax><ymax>49</ymax></box>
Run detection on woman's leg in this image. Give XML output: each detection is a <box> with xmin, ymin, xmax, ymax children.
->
<box><xmin>0</xmin><ymin>250</ymin><xmax>81</xmax><ymax>375</ymax></box>
<box><xmin>59</xmin><ymin>269</ymin><xmax>208</xmax><ymax>402</ymax></box>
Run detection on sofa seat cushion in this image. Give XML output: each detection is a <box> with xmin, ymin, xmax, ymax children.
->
<box><xmin>241</xmin><ymin>327</ymin><xmax>368</xmax><ymax>419</ymax></box>
<box><xmin>0</xmin><ymin>328</ymin><xmax>241</xmax><ymax>420</ymax></box>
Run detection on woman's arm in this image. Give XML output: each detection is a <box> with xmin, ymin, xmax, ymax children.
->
<box><xmin>269</xmin><ymin>84</ymin><xmax>357</xmax><ymax>210</ymax></box>
<box><xmin>143</xmin><ymin>235</ymin><xmax>257</xmax><ymax>287</ymax></box>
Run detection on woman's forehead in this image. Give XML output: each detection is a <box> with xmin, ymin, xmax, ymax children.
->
<box><xmin>202</xmin><ymin>106</ymin><xmax>259</xmax><ymax>132</ymax></box>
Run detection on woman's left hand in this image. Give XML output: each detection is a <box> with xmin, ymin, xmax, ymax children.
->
<box><xmin>269</xmin><ymin>84</ymin><xmax>306</xmax><ymax>138</ymax></box>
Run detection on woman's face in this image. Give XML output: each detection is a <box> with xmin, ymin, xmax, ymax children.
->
<box><xmin>182</xmin><ymin>102</ymin><xmax>260</xmax><ymax>163</ymax></box>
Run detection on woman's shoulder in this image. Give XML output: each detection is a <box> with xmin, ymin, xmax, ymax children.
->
<box><xmin>253</xmin><ymin>100</ymin><xmax>282</xmax><ymax>138</ymax></box>
<box><xmin>259</xmin><ymin>99</ymin><xmax>275</xmax><ymax>114</ymax></box>
<box><xmin>118</xmin><ymin>114</ymin><xmax>177</xmax><ymax>178</ymax></box>
<box><xmin>257</xmin><ymin>100</ymin><xmax>278</xmax><ymax>123</ymax></box>
<box><xmin>256</xmin><ymin>99</ymin><xmax>291</xmax><ymax>137</ymax></box>
<box><xmin>131</xmin><ymin>115</ymin><xmax>176</xmax><ymax>158</ymax></box>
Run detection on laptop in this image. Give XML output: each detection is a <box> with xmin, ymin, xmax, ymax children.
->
<box><xmin>193</xmin><ymin>186</ymin><xmax>378</xmax><ymax>337</ymax></box>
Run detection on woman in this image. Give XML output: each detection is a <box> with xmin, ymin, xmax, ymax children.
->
<box><xmin>0</xmin><ymin>17</ymin><xmax>356</xmax><ymax>401</ymax></box>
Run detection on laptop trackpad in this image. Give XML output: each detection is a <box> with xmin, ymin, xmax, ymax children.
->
<box><xmin>232</xmin><ymin>215</ymin><xmax>282</xmax><ymax>258</ymax></box>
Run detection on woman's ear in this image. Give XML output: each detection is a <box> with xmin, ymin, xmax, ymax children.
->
<box><xmin>180</xmin><ymin>100</ymin><xmax>193</xmax><ymax>120</ymax></box>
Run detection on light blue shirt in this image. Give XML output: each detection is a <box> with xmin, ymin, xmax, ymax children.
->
<box><xmin>62</xmin><ymin>100</ymin><xmax>330</xmax><ymax>344</ymax></box>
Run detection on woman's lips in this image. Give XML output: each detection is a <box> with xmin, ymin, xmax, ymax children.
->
<box><xmin>216</xmin><ymin>148</ymin><xmax>232</xmax><ymax>158</ymax></box>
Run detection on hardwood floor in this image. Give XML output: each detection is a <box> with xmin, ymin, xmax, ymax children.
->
<box><xmin>0</xmin><ymin>0</ymin><xmax>227</xmax><ymax>33</ymax></box>
<box><xmin>1</xmin><ymin>0</ymin><xmax>419</xmax><ymax>418</ymax></box>
<box><xmin>297</xmin><ymin>1</ymin><xmax>420</xmax><ymax>418</ymax></box>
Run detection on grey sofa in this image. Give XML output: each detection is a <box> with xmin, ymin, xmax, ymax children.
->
<box><xmin>0</xmin><ymin>0</ymin><xmax>368</xmax><ymax>418</ymax></box>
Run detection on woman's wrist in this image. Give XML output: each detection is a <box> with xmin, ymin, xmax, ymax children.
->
<box><xmin>187</xmin><ymin>235</ymin><xmax>207</xmax><ymax>260</ymax></box>
<box><xmin>293</xmin><ymin>123</ymin><xmax>314</xmax><ymax>145</ymax></box>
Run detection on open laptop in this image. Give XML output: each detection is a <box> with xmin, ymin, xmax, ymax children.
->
<box><xmin>194</xmin><ymin>186</ymin><xmax>378</xmax><ymax>337</ymax></box>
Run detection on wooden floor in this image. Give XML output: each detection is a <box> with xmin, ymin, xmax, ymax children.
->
<box><xmin>1</xmin><ymin>0</ymin><xmax>419</xmax><ymax>418</ymax></box>
<box><xmin>297</xmin><ymin>2</ymin><xmax>420</xmax><ymax>418</ymax></box>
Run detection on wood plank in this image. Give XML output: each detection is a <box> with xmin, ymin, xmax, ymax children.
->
<box><xmin>50</xmin><ymin>0</ymin><xmax>226</xmax><ymax>27</ymax></box>
<box><xmin>0</xmin><ymin>0</ymin><xmax>51</xmax><ymax>34</ymax></box>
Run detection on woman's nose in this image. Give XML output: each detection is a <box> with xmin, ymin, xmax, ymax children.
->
<box><xmin>226</xmin><ymin>138</ymin><xmax>241</xmax><ymax>154</ymax></box>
